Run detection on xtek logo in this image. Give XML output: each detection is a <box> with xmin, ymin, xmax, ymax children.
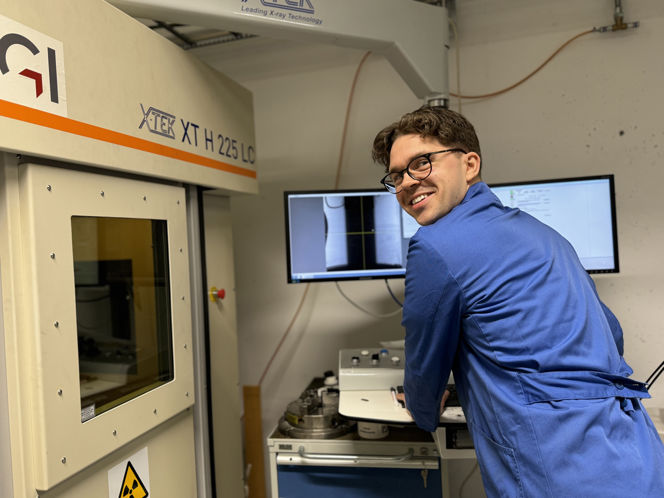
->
<box><xmin>139</xmin><ymin>104</ymin><xmax>176</xmax><ymax>139</ymax></box>
<box><xmin>0</xmin><ymin>33</ymin><xmax>59</xmax><ymax>103</ymax></box>
<box><xmin>0</xmin><ymin>14</ymin><xmax>67</xmax><ymax>116</ymax></box>
<box><xmin>259</xmin><ymin>0</ymin><xmax>314</xmax><ymax>14</ymax></box>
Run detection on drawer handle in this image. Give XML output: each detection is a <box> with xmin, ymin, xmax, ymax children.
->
<box><xmin>297</xmin><ymin>446</ymin><xmax>414</xmax><ymax>462</ymax></box>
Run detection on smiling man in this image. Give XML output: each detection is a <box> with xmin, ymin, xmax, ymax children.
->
<box><xmin>372</xmin><ymin>106</ymin><xmax>664</xmax><ymax>497</ymax></box>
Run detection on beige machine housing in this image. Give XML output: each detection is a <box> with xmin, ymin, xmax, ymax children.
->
<box><xmin>0</xmin><ymin>0</ymin><xmax>254</xmax><ymax>496</ymax></box>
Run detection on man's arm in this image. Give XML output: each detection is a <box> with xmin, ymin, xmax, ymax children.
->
<box><xmin>401</xmin><ymin>236</ymin><xmax>464</xmax><ymax>432</ymax></box>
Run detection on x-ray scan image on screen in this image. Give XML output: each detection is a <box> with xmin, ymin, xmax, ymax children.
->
<box><xmin>285</xmin><ymin>190</ymin><xmax>413</xmax><ymax>283</ymax></box>
<box><xmin>284</xmin><ymin>176</ymin><xmax>618</xmax><ymax>283</ymax></box>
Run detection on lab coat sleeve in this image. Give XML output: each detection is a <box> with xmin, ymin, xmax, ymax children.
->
<box><xmin>402</xmin><ymin>236</ymin><xmax>463</xmax><ymax>432</ymax></box>
<box><xmin>599</xmin><ymin>299</ymin><xmax>624</xmax><ymax>356</ymax></box>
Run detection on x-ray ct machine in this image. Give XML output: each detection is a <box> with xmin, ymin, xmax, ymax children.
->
<box><xmin>0</xmin><ymin>0</ymin><xmax>452</xmax><ymax>497</ymax></box>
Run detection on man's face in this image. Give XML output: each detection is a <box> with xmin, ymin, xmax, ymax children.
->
<box><xmin>389</xmin><ymin>134</ymin><xmax>476</xmax><ymax>226</ymax></box>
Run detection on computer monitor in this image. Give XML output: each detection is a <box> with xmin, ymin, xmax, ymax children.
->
<box><xmin>284</xmin><ymin>189</ymin><xmax>416</xmax><ymax>283</ymax></box>
<box><xmin>284</xmin><ymin>175</ymin><xmax>619</xmax><ymax>283</ymax></box>
<box><xmin>489</xmin><ymin>175</ymin><xmax>619</xmax><ymax>273</ymax></box>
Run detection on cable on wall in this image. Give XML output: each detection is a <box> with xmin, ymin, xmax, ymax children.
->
<box><xmin>335</xmin><ymin>282</ymin><xmax>402</xmax><ymax>319</ymax></box>
<box><xmin>385</xmin><ymin>279</ymin><xmax>403</xmax><ymax>307</ymax></box>
<box><xmin>459</xmin><ymin>461</ymin><xmax>480</xmax><ymax>497</ymax></box>
<box><xmin>334</xmin><ymin>50</ymin><xmax>372</xmax><ymax>189</ymax></box>
<box><xmin>449</xmin><ymin>18</ymin><xmax>462</xmax><ymax>113</ymax></box>
<box><xmin>329</xmin><ymin>51</ymin><xmax>405</xmax><ymax>320</ymax></box>
<box><xmin>256</xmin><ymin>51</ymin><xmax>372</xmax><ymax>386</ymax></box>
<box><xmin>450</xmin><ymin>28</ymin><xmax>594</xmax><ymax>101</ymax></box>
<box><xmin>448</xmin><ymin>0</ymin><xmax>639</xmax><ymax>102</ymax></box>
<box><xmin>257</xmin><ymin>283</ymin><xmax>311</xmax><ymax>387</ymax></box>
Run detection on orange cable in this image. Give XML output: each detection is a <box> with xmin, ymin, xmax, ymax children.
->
<box><xmin>257</xmin><ymin>51</ymin><xmax>372</xmax><ymax>387</ymax></box>
<box><xmin>335</xmin><ymin>51</ymin><xmax>372</xmax><ymax>189</ymax></box>
<box><xmin>257</xmin><ymin>283</ymin><xmax>311</xmax><ymax>387</ymax></box>
<box><xmin>450</xmin><ymin>29</ymin><xmax>594</xmax><ymax>100</ymax></box>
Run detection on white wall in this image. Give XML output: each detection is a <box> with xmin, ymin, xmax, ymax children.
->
<box><xmin>197</xmin><ymin>1</ymin><xmax>664</xmax><ymax>495</ymax></box>
<box><xmin>229</xmin><ymin>51</ymin><xmax>417</xmax><ymax>423</ymax></box>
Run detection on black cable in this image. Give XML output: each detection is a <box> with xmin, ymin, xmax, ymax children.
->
<box><xmin>335</xmin><ymin>282</ymin><xmax>401</xmax><ymax>318</ymax></box>
<box><xmin>384</xmin><ymin>279</ymin><xmax>403</xmax><ymax>307</ymax></box>
<box><xmin>645</xmin><ymin>361</ymin><xmax>664</xmax><ymax>390</ymax></box>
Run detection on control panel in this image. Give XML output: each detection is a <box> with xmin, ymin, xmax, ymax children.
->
<box><xmin>338</xmin><ymin>348</ymin><xmax>405</xmax><ymax>391</ymax></box>
<box><xmin>338</xmin><ymin>347</ymin><xmax>467</xmax><ymax>425</ymax></box>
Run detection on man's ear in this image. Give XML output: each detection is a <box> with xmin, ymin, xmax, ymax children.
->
<box><xmin>465</xmin><ymin>152</ymin><xmax>481</xmax><ymax>183</ymax></box>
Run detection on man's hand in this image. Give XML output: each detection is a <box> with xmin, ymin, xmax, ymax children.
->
<box><xmin>396</xmin><ymin>389</ymin><xmax>451</xmax><ymax>418</ymax></box>
<box><xmin>440</xmin><ymin>389</ymin><xmax>451</xmax><ymax>412</ymax></box>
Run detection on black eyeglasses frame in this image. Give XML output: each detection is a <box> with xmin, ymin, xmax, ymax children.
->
<box><xmin>380</xmin><ymin>148</ymin><xmax>467</xmax><ymax>194</ymax></box>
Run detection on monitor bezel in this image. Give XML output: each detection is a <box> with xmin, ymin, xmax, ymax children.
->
<box><xmin>284</xmin><ymin>188</ymin><xmax>408</xmax><ymax>283</ymax></box>
<box><xmin>284</xmin><ymin>174</ymin><xmax>620</xmax><ymax>283</ymax></box>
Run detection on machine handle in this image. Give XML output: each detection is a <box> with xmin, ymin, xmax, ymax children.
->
<box><xmin>297</xmin><ymin>446</ymin><xmax>414</xmax><ymax>462</ymax></box>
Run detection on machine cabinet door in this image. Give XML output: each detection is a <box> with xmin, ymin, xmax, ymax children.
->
<box><xmin>202</xmin><ymin>191</ymin><xmax>245</xmax><ymax>497</ymax></box>
<box><xmin>16</xmin><ymin>163</ymin><xmax>196</xmax><ymax>492</ymax></box>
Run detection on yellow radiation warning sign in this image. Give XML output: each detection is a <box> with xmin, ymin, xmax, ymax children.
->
<box><xmin>108</xmin><ymin>447</ymin><xmax>150</xmax><ymax>498</ymax></box>
<box><xmin>118</xmin><ymin>461</ymin><xmax>148</xmax><ymax>498</ymax></box>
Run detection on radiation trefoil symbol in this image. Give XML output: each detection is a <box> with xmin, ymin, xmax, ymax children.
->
<box><xmin>118</xmin><ymin>461</ymin><xmax>148</xmax><ymax>498</ymax></box>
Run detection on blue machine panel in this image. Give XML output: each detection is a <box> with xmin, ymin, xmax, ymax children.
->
<box><xmin>277</xmin><ymin>465</ymin><xmax>442</xmax><ymax>497</ymax></box>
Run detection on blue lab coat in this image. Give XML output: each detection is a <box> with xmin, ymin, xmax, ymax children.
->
<box><xmin>402</xmin><ymin>182</ymin><xmax>664</xmax><ymax>497</ymax></box>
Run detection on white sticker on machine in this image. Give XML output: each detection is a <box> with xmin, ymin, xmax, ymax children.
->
<box><xmin>108</xmin><ymin>447</ymin><xmax>150</xmax><ymax>498</ymax></box>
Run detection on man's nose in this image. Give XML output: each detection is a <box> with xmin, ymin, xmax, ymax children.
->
<box><xmin>400</xmin><ymin>172</ymin><xmax>420</xmax><ymax>190</ymax></box>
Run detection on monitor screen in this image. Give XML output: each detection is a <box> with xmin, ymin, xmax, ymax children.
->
<box><xmin>284</xmin><ymin>189</ymin><xmax>417</xmax><ymax>283</ymax></box>
<box><xmin>284</xmin><ymin>175</ymin><xmax>619</xmax><ymax>283</ymax></box>
<box><xmin>489</xmin><ymin>175</ymin><xmax>619</xmax><ymax>273</ymax></box>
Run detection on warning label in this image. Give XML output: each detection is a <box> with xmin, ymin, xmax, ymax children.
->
<box><xmin>118</xmin><ymin>461</ymin><xmax>148</xmax><ymax>498</ymax></box>
<box><xmin>108</xmin><ymin>448</ymin><xmax>150</xmax><ymax>498</ymax></box>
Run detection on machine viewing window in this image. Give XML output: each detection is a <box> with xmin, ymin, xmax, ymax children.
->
<box><xmin>71</xmin><ymin>216</ymin><xmax>174</xmax><ymax>421</ymax></box>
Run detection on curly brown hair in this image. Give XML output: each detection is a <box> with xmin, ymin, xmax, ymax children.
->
<box><xmin>372</xmin><ymin>106</ymin><xmax>482</xmax><ymax>175</ymax></box>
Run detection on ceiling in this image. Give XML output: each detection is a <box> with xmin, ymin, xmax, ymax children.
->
<box><xmin>137</xmin><ymin>18</ymin><xmax>257</xmax><ymax>51</ymax></box>
<box><xmin>132</xmin><ymin>1</ymin><xmax>652</xmax><ymax>84</ymax></box>
<box><xmin>136</xmin><ymin>0</ymin><xmax>446</xmax><ymax>51</ymax></box>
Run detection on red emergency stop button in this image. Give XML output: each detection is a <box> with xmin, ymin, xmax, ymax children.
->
<box><xmin>209</xmin><ymin>286</ymin><xmax>226</xmax><ymax>302</ymax></box>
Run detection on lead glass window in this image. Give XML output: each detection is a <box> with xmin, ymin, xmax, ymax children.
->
<box><xmin>71</xmin><ymin>216</ymin><xmax>173</xmax><ymax>421</ymax></box>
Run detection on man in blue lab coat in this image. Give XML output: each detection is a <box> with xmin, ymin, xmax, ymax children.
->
<box><xmin>372</xmin><ymin>106</ymin><xmax>664</xmax><ymax>497</ymax></box>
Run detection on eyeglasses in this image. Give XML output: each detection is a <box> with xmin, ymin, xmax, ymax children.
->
<box><xmin>380</xmin><ymin>148</ymin><xmax>467</xmax><ymax>194</ymax></box>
